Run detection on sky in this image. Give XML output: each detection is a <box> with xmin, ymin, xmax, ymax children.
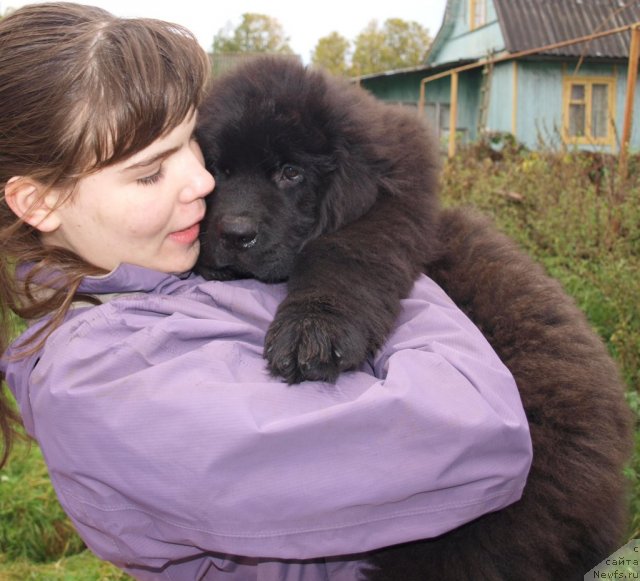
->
<box><xmin>3</xmin><ymin>0</ymin><xmax>448</xmax><ymax>63</ymax></box>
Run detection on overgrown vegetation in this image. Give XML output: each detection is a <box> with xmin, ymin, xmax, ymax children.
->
<box><xmin>0</xmin><ymin>144</ymin><xmax>638</xmax><ymax>576</ymax></box>
<box><xmin>442</xmin><ymin>139</ymin><xmax>639</xmax><ymax>391</ymax></box>
<box><xmin>442</xmin><ymin>139</ymin><xmax>640</xmax><ymax>538</ymax></box>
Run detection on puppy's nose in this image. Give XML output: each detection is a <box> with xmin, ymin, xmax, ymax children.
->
<box><xmin>217</xmin><ymin>216</ymin><xmax>258</xmax><ymax>250</ymax></box>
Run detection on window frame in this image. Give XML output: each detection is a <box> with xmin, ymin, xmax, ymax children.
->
<box><xmin>470</xmin><ymin>0</ymin><xmax>487</xmax><ymax>30</ymax></box>
<box><xmin>562</xmin><ymin>76</ymin><xmax>616</xmax><ymax>146</ymax></box>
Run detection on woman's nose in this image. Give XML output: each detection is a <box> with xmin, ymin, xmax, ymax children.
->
<box><xmin>192</xmin><ymin>164</ymin><xmax>215</xmax><ymax>200</ymax></box>
<box><xmin>181</xmin><ymin>146</ymin><xmax>215</xmax><ymax>202</ymax></box>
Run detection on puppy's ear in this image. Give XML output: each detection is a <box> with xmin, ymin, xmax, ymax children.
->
<box><xmin>4</xmin><ymin>177</ymin><xmax>63</xmax><ymax>233</ymax></box>
<box><xmin>314</xmin><ymin>149</ymin><xmax>379</xmax><ymax>235</ymax></box>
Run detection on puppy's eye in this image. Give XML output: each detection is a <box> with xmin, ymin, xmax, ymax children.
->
<box><xmin>280</xmin><ymin>165</ymin><xmax>304</xmax><ymax>183</ymax></box>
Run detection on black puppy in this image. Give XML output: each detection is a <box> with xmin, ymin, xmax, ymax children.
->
<box><xmin>196</xmin><ymin>56</ymin><xmax>440</xmax><ymax>384</ymax></box>
<box><xmin>196</xmin><ymin>56</ymin><xmax>632</xmax><ymax>579</ymax></box>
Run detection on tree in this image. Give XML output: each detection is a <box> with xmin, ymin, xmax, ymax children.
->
<box><xmin>212</xmin><ymin>13</ymin><xmax>293</xmax><ymax>55</ymax></box>
<box><xmin>351</xmin><ymin>18</ymin><xmax>431</xmax><ymax>76</ymax></box>
<box><xmin>311</xmin><ymin>32</ymin><xmax>351</xmax><ymax>76</ymax></box>
<box><xmin>383</xmin><ymin>18</ymin><xmax>432</xmax><ymax>68</ymax></box>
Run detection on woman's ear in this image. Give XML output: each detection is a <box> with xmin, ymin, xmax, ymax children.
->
<box><xmin>4</xmin><ymin>177</ymin><xmax>62</xmax><ymax>233</ymax></box>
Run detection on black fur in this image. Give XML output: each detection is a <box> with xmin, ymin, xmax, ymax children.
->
<box><xmin>196</xmin><ymin>56</ymin><xmax>633</xmax><ymax>579</ymax></box>
<box><xmin>367</xmin><ymin>207</ymin><xmax>633</xmax><ymax>580</ymax></box>
<box><xmin>196</xmin><ymin>56</ymin><xmax>440</xmax><ymax>384</ymax></box>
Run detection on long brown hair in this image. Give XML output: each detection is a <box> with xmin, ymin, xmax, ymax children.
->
<box><xmin>0</xmin><ymin>2</ymin><xmax>211</xmax><ymax>467</ymax></box>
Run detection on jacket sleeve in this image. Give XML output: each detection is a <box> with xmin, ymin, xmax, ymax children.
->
<box><xmin>10</xmin><ymin>274</ymin><xmax>532</xmax><ymax>569</ymax></box>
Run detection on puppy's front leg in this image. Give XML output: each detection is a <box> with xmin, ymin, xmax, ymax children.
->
<box><xmin>265</xmin><ymin>194</ymin><xmax>438</xmax><ymax>384</ymax></box>
<box><xmin>264</xmin><ymin>290</ymin><xmax>370</xmax><ymax>384</ymax></box>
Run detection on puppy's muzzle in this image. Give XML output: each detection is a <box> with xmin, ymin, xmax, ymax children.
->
<box><xmin>216</xmin><ymin>215</ymin><xmax>258</xmax><ymax>250</ymax></box>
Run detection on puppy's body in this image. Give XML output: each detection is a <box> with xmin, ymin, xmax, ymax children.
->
<box><xmin>196</xmin><ymin>56</ymin><xmax>632</xmax><ymax>579</ymax></box>
<box><xmin>368</xmin><ymin>208</ymin><xmax>632</xmax><ymax>580</ymax></box>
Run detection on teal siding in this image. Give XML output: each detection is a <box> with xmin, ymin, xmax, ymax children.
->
<box><xmin>358</xmin><ymin>0</ymin><xmax>640</xmax><ymax>152</ymax></box>
<box><xmin>430</xmin><ymin>0</ymin><xmax>505</xmax><ymax>65</ymax></box>
<box><xmin>432</xmin><ymin>21</ymin><xmax>505</xmax><ymax>65</ymax></box>
<box><xmin>360</xmin><ymin>71</ymin><xmax>428</xmax><ymax>104</ymax></box>
<box><xmin>513</xmin><ymin>62</ymin><xmax>564</xmax><ymax>148</ymax></box>
<box><xmin>420</xmin><ymin>70</ymin><xmax>482</xmax><ymax>142</ymax></box>
<box><xmin>512</xmin><ymin>60</ymin><xmax>632</xmax><ymax>151</ymax></box>
<box><xmin>423</xmin><ymin>75</ymin><xmax>454</xmax><ymax>103</ymax></box>
<box><xmin>456</xmin><ymin>69</ymin><xmax>482</xmax><ymax>141</ymax></box>
<box><xmin>486</xmin><ymin>61</ymin><xmax>514</xmax><ymax>134</ymax></box>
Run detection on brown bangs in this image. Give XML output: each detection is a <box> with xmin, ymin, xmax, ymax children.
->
<box><xmin>67</xmin><ymin>17</ymin><xmax>211</xmax><ymax>176</ymax></box>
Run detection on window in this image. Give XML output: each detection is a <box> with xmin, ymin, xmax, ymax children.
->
<box><xmin>425</xmin><ymin>102</ymin><xmax>451</xmax><ymax>132</ymax></box>
<box><xmin>470</xmin><ymin>0</ymin><xmax>487</xmax><ymax>30</ymax></box>
<box><xmin>425</xmin><ymin>102</ymin><xmax>468</xmax><ymax>147</ymax></box>
<box><xmin>563</xmin><ymin>77</ymin><xmax>615</xmax><ymax>145</ymax></box>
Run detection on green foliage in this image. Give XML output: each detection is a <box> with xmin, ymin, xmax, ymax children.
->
<box><xmin>0</xmin><ymin>550</ymin><xmax>129</xmax><ymax>580</ymax></box>
<box><xmin>212</xmin><ymin>13</ymin><xmax>293</xmax><ymax>55</ymax></box>
<box><xmin>0</xmin><ymin>439</ymin><xmax>84</xmax><ymax>563</ymax></box>
<box><xmin>350</xmin><ymin>18</ymin><xmax>431</xmax><ymax>76</ymax></box>
<box><xmin>310</xmin><ymin>32</ymin><xmax>351</xmax><ymax>77</ymax></box>
<box><xmin>0</xmin><ymin>431</ymin><xmax>129</xmax><ymax>578</ymax></box>
<box><xmin>625</xmin><ymin>389</ymin><xmax>640</xmax><ymax>539</ymax></box>
<box><xmin>310</xmin><ymin>18</ymin><xmax>432</xmax><ymax>77</ymax></box>
<box><xmin>441</xmin><ymin>146</ymin><xmax>639</xmax><ymax>371</ymax></box>
<box><xmin>212</xmin><ymin>15</ymin><xmax>432</xmax><ymax>78</ymax></box>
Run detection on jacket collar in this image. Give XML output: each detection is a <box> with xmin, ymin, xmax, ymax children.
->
<box><xmin>77</xmin><ymin>263</ymin><xmax>192</xmax><ymax>294</ymax></box>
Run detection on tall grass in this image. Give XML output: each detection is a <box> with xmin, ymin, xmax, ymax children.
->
<box><xmin>0</xmin><ymin>434</ymin><xmax>129</xmax><ymax>579</ymax></box>
<box><xmin>0</xmin><ymin>144</ymin><xmax>638</xmax><ymax>576</ymax></box>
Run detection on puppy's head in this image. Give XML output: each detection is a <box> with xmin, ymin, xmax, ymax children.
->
<box><xmin>195</xmin><ymin>56</ymin><xmax>383</xmax><ymax>282</ymax></box>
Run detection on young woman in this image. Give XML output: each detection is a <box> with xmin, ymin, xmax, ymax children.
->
<box><xmin>0</xmin><ymin>3</ymin><xmax>531</xmax><ymax>579</ymax></box>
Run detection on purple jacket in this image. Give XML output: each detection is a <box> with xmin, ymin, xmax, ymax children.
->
<box><xmin>2</xmin><ymin>265</ymin><xmax>531</xmax><ymax>580</ymax></box>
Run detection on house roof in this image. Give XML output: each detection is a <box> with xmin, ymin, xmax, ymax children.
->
<box><xmin>493</xmin><ymin>0</ymin><xmax>640</xmax><ymax>58</ymax></box>
<box><xmin>426</xmin><ymin>0</ymin><xmax>463</xmax><ymax>66</ymax></box>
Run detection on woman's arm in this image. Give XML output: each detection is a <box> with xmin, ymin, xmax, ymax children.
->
<box><xmin>4</xmin><ymin>274</ymin><xmax>531</xmax><ymax>569</ymax></box>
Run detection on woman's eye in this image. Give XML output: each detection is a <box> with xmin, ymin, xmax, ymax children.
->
<box><xmin>137</xmin><ymin>167</ymin><xmax>164</xmax><ymax>186</ymax></box>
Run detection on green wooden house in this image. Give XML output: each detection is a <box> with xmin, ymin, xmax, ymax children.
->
<box><xmin>358</xmin><ymin>0</ymin><xmax>640</xmax><ymax>153</ymax></box>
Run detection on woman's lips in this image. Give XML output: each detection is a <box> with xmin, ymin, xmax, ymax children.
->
<box><xmin>169</xmin><ymin>222</ymin><xmax>200</xmax><ymax>244</ymax></box>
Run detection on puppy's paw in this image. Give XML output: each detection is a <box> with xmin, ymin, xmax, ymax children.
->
<box><xmin>264</xmin><ymin>302</ymin><xmax>368</xmax><ymax>384</ymax></box>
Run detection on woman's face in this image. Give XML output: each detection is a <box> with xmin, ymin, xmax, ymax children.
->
<box><xmin>44</xmin><ymin>113</ymin><xmax>215</xmax><ymax>273</ymax></box>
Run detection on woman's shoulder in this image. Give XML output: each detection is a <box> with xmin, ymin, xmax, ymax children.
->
<box><xmin>3</xmin><ymin>264</ymin><xmax>287</xmax><ymax>430</ymax></box>
<box><xmin>36</xmin><ymin>266</ymin><xmax>289</xmax><ymax>371</ymax></box>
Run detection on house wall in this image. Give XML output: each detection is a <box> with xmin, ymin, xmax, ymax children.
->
<box><xmin>361</xmin><ymin>68</ymin><xmax>482</xmax><ymax>144</ymax></box>
<box><xmin>430</xmin><ymin>0</ymin><xmax>505</xmax><ymax>66</ymax></box>
<box><xmin>360</xmin><ymin>71</ymin><xmax>427</xmax><ymax>105</ymax></box>
<box><xmin>362</xmin><ymin>58</ymin><xmax>640</xmax><ymax>152</ymax></box>
<box><xmin>485</xmin><ymin>61</ymin><xmax>515</xmax><ymax>135</ymax></box>
<box><xmin>512</xmin><ymin>61</ymin><xmax>564</xmax><ymax>148</ymax></box>
<box><xmin>456</xmin><ymin>69</ymin><xmax>482</xmax><ymax>141</ymax></box>
<box><xmin>510</xmin><ymin>59</ymin><xmax>640</xmax><ymax>152</ymax></box>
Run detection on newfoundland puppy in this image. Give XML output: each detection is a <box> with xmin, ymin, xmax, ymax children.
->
<box><xmin>196</xmin><ymin>56</ymin><xmax>632</xmax><ymax>580</ymax></box>
<box><xmin>196</xmin><ymin>55</ymin><xmax>440</xmax><ymax>384</ymax></box>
